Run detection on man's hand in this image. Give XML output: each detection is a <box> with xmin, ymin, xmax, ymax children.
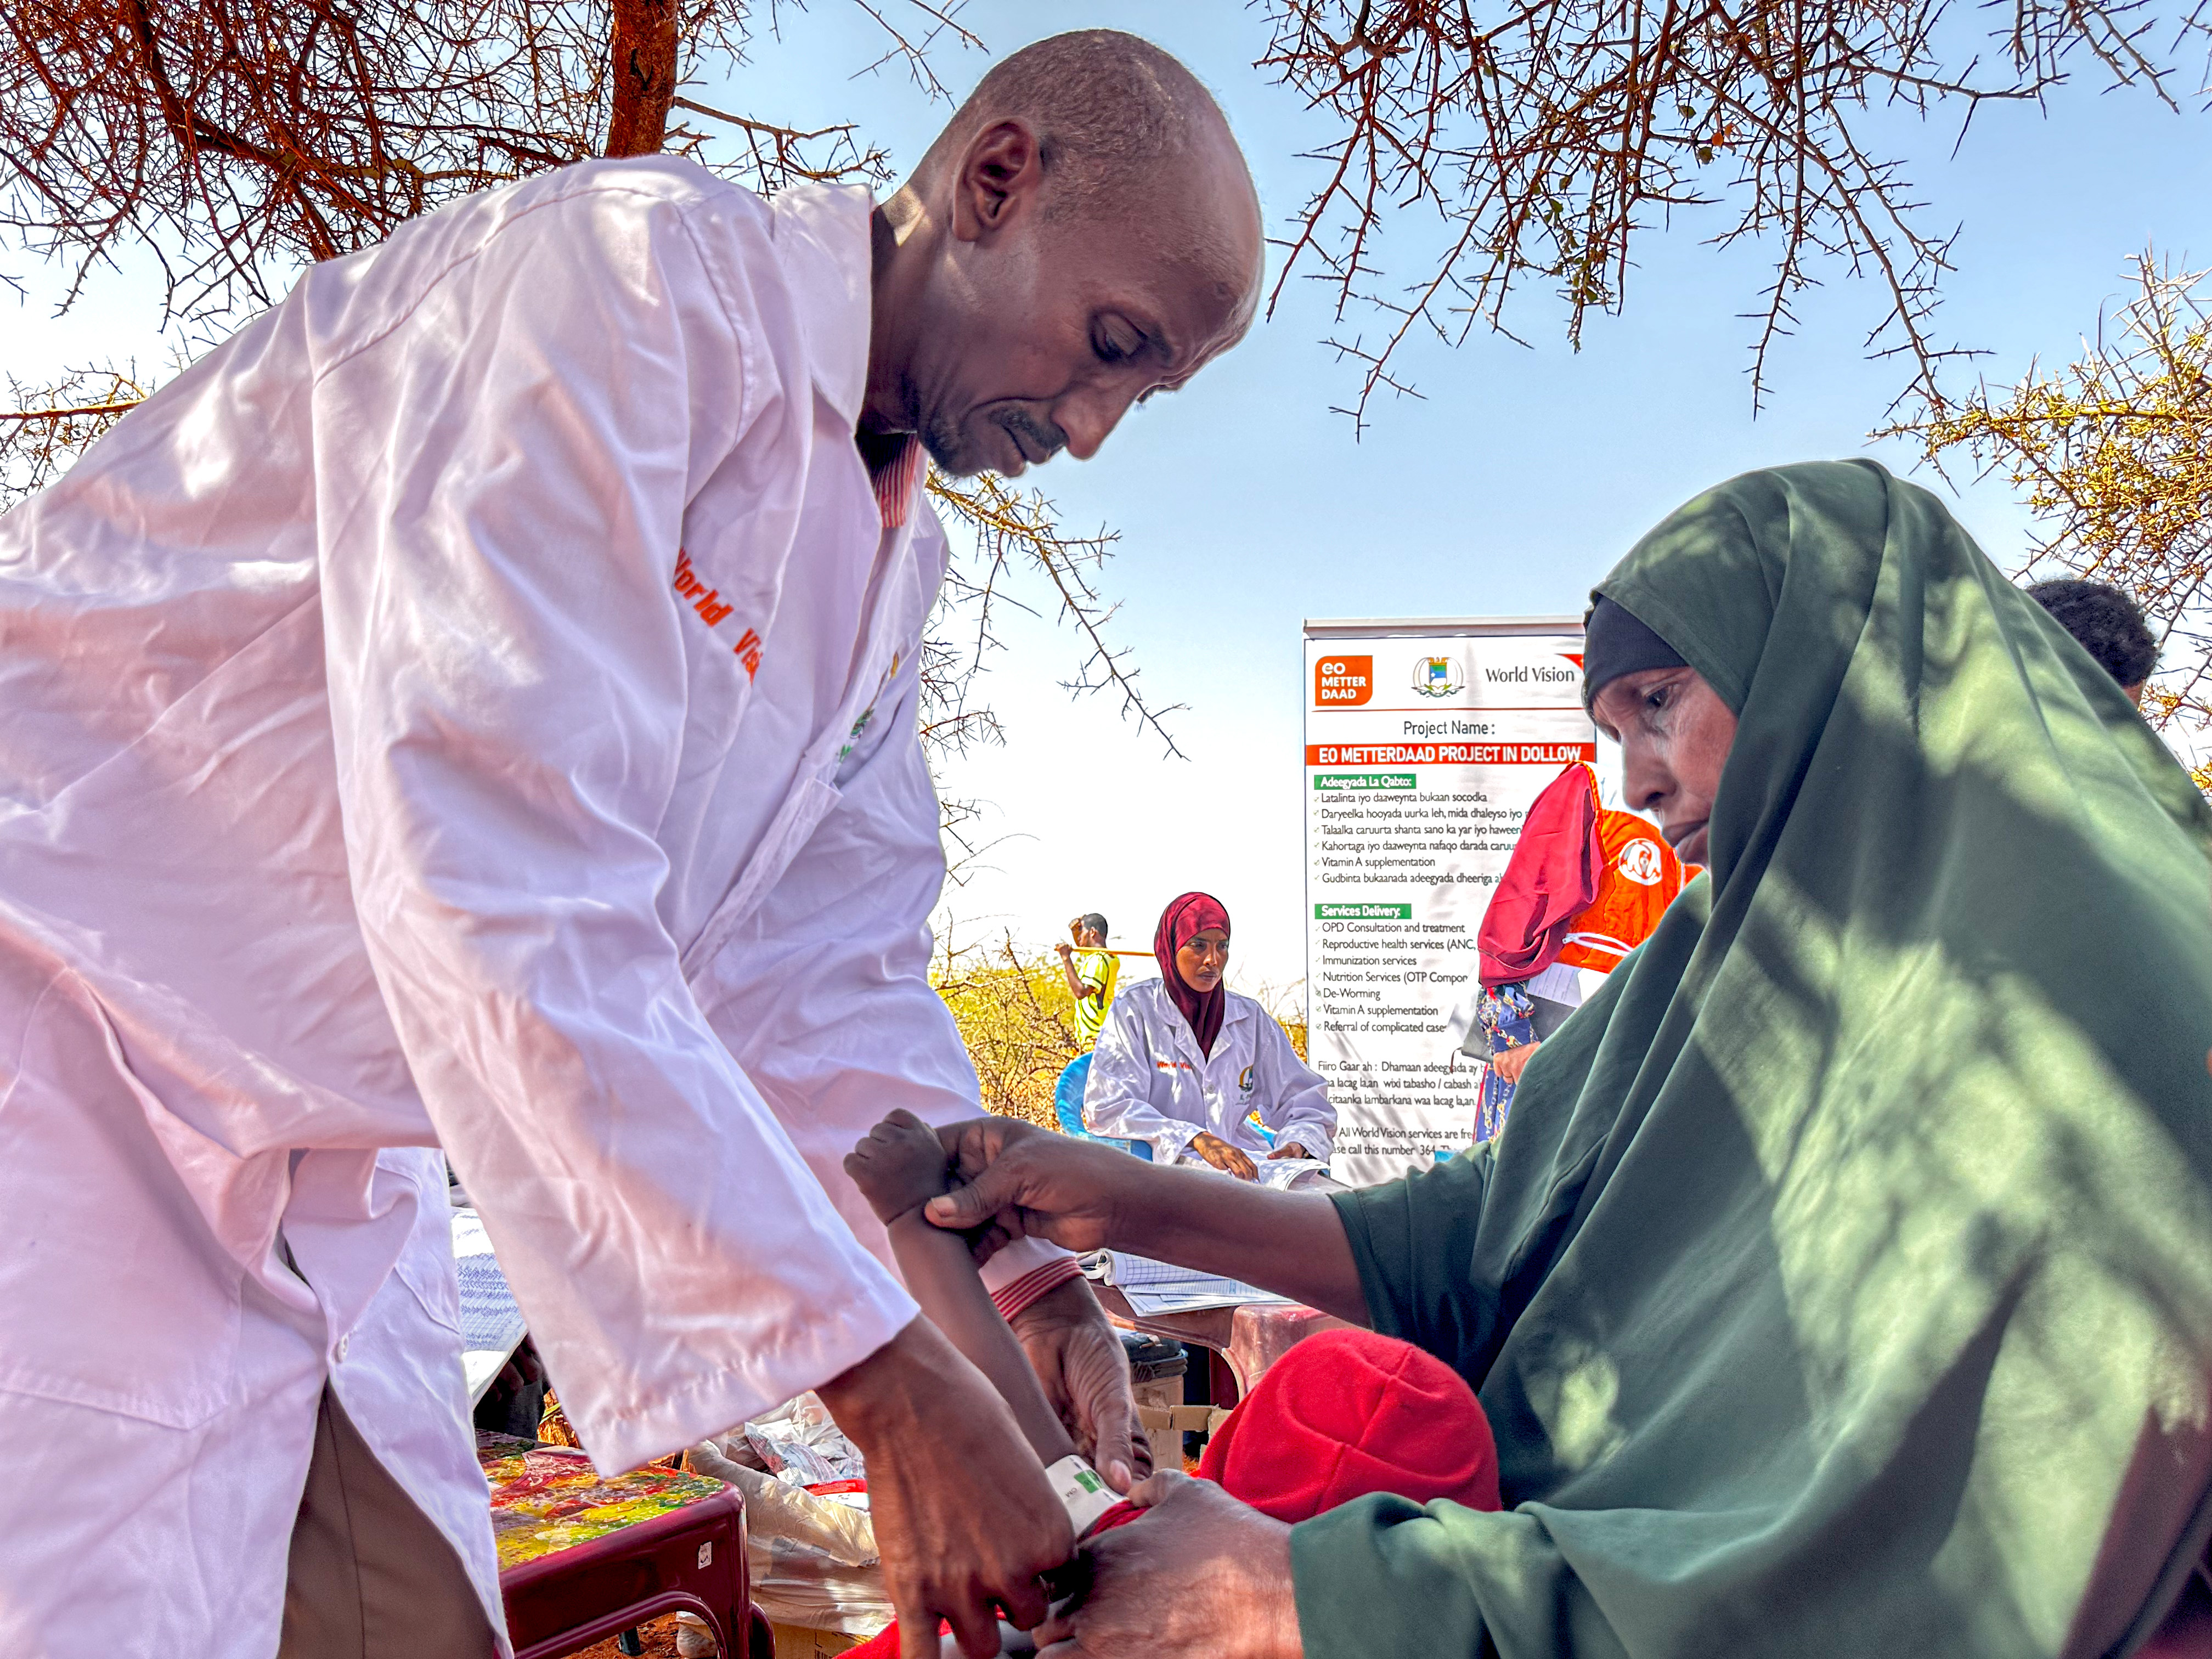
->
<box><xmin>1035</xmin><ymin>1473</ymin><xmax>1301</xmax><ymax>1659</ymax></box>
<box><xmin>1489</xmin><ymin>1041</ymin><xmax>1538</xmax><ymax>1085</ymax></box>
<box><xmin>1189</xmin><ymin>1131</ymin><xmax>1258</xmax><ymax>1181</ymax></box>
<box><xmin>928</xmin><ymin>1118</ymin><xmax>1141</xmax><ymax>1262</ymax></box>
<box><xmin>1009</xmin><ymin>1277</ymin><xmax>1150</xmax><ymax>1492</ymax></box>
<box><xmin>1055</xmin><ymin>942</ymin><xmax>1075</xmax><ymax>960</ymax></box>
<box><xmin>818</xmin><ymin>1316</ymin><xmax>1073</xmax><ymax>1659</ymax></box>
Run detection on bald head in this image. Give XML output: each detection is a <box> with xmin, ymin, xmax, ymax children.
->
<box><xmin>920</xmin><ymin>32</ymin><xmax>1240</xmax><ymax>211</ymax></box>
<box><xmin>864</xmin><ymin>31</ymin><xmax>1263</xmax><ymax>477</ymax></box>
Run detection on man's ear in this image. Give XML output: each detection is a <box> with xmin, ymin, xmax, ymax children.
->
<box><xmin>951</xmin><ymin>119</ymin><xmax>1043</xmax><ymax>244</ymax></box>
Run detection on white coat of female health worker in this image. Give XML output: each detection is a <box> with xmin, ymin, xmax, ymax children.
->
<box><xmin>1083</xmin><ymin>893</ymin><xmax>1336</xmax><ymax>1179</ymax></box>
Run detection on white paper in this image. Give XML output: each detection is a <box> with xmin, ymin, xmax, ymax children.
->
<box><xmin>1250</xmin><ymin>1157</ymin><xmax>1347</xmax><ymax>1193</ymax></box>
<box><xmin>450</xmin><ymin>1207</ymin><xmax>525</xmax><ymax>1405</ymax></box>
<box><xmin>1104</xmin><ymin>1251</ymin><xmax>1293</xmax><ymax>1314</ymax></box>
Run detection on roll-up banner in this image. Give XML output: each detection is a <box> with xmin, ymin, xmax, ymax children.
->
<box><xmin>1304</xmin><ymin>616</ymin><xmax>1591</xmax><ymax>1188</ymax></box>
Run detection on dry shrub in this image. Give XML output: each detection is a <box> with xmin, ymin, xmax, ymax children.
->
<box><xmin>933</xmin><ymin>935</ymin><xmax>1084</xmax><ymax>1129</ymax></box>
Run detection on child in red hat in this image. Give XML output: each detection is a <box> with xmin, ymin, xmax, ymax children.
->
<box><xmin>834</xmin><ymin>1111</ymin><xmax>1500</xmax><ymax>1659</ymax></box>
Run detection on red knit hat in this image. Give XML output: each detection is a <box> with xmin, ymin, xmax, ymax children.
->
<box><xmin>1197</xmin><ymin>1327</ymin><xmax>1500</xmax><ymax>1521</ymax></box>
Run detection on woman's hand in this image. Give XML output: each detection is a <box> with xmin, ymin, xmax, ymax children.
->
<box><xmin>1189</xmin><ymin>1131</ymin><xmax>1259</xmax><ymax>1181</ymax></box>
<box><xmin>1036</xmin><ymin>1473</ymin><xmax>1301</xmax><ymax>1659</ymax></box>
<box><xmin>1489</xmin><ymin>1041</ymin><xmax>1539</xmax><ymax>1085</ymax></box>
<box><xmin>1265</xmin><ymin>1143</ymin><xmax>1310</xmax><ymax>1161</ymax></box>
<box><xmin>930</xmin><ymin>1115</ymin><xmax>1374</xmax><ymax>1326</ymax></box>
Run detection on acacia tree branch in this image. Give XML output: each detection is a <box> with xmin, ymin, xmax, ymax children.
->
<box><xmin>1257</xmin><ymin>0</ymin><xmax>2196</xmax><ymax>426</ymax></box>
<box><xmin>0</xmin><ymin>399</ymin><xmax>146</xmax><ymax>421</ymax></box>
<box><xmin>924</xmin><ymin>471</ymin><xmax>1186</xmax><ymax>761</ymax></box>
<box><xmin>0</xmin><ymin>369</ymin><xmax>150</xmax><ymax>508</ymax></box>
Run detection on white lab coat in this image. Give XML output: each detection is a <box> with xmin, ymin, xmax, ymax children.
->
<box><xmin>0</xmin><ymin>159</ymin><xmax>1061</xmax><ymax>1658</ymax></box>
<box><xmin>1082</xmin><ymin>979</ymin><xmax>1336</xmax><ymax>1166</ymax></box>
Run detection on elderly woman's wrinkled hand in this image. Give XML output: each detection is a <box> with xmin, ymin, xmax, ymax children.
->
<box><xmin>1035</xmin><ymin>1473</ymin><xmax>1301</xmax><ymax>1659</ymax></box>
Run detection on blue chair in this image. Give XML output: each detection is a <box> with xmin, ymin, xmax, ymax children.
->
<box><xmin>1052</xmin><ymin>1054</ymin><xmax>1150</xmax><ymax>1160</ymax></box>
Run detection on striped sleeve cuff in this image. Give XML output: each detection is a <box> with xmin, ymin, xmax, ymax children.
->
<box><xmin>989</xmin><ymin>1254</ymin><xmax>1085</xmax><ymax>1321</ymax></box>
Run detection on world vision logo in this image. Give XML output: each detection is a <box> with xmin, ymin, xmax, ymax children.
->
<box><xmin>673</xmin><ymin>550</ymin><xmax>763</xmax><ymax>679</ymax></box>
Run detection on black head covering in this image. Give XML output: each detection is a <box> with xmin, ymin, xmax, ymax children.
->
<box><xmin>1581</xmin><ymin>594</ymin><xmax>1686</xmax><ymax>709</ymax></box>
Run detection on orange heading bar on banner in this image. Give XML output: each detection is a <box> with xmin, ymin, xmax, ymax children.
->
<box><xmin>1306</xmin><ymin>742</ymin><xmax>1596</xmax><ymax>767</ymax></box>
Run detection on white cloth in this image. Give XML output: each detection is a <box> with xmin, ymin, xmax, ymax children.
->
<box><xmin>0</xmin><ymin>157</ymin><xmax>1059</xmax><ymax>1659</ymax></box>
<box><xmin>1081</xmin><ymin>979</ymin><xmax>1336</xmax><ymax>1165</ymax></box>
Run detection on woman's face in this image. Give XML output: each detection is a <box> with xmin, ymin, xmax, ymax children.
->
<box><xmin>1590</xmin><ymin>668</ymin><xmax>1739</xmax><ymax>867</ymax></box>
<box><xmin>1175</xmin><ymin>927</ymin><xmax>1229</xmax><ymax>994</ymax></box>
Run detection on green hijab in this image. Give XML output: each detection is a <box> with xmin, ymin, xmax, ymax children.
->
<box><xmin>1303</xmin><ymin>461</ymin><xmax>2212</xmax><ymax>1657</ymax></box>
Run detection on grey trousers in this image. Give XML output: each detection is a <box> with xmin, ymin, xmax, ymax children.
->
<box><xmin>280</xmin><ymin>1387</ymin><xmax>501</xmax><ymax>1659</ymax></box>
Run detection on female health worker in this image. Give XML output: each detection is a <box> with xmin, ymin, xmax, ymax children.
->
<box><xmin>1082</xmin><ymin>893</ymin><xmax>1336</xmax><ymax>1178</ymax></box>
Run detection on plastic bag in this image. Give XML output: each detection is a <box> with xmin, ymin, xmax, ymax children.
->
<box><xmin>690</xmin><ymin>1441</ymin><xmax>878</xmax><ymax>1568</ymax></box>
<box><xmin>687</xmin><ymin>1438</ymin><xmax>889</xmax><ymax>1638</ymax></box>
<box><xmin>743</xmin><ymin>1392</ymin><xmax>866</xmax><ymax>1489</ymax></box>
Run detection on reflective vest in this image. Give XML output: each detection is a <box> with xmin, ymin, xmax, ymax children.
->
<box><xmin>1555</xmin><ymin>766</ymin><xmax>1691</xmax><ymax>972</ymax></box>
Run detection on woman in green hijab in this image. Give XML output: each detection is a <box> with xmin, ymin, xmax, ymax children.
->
<box><xmin>927</xmin><ymin>460</ymin><xmax>2212</xmax><ymax>1658</ymax></box>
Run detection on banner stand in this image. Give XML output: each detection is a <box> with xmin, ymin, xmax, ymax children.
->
<box><xmin>1304</xmin><ymin>616</ymin><xmax>1592</xmax><ymax>1188</ymax></box>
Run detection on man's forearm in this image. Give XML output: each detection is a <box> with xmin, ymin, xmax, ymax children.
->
<box><xmin>1106</xmin><ymin>1160</ymin><xmax>1369</xmax><ymax>1325</ymax></box>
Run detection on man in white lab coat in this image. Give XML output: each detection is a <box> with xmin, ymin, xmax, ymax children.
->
<box><xmin>0</xmin><ymin>28</ymin><xmax>1261</xmax><ymax>1659</ymax></box>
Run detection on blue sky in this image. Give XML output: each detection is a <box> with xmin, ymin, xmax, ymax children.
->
<box><xmin>9</xmin><ymin>1</ymin><xmax>2209</xmax><ymax>990</ymax></box>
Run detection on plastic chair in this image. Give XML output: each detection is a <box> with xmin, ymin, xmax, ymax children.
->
<box><xmin>1052</xmin><ymin>1054</ymin><xmax>1150</xmax><ymax>1160</ymax></box>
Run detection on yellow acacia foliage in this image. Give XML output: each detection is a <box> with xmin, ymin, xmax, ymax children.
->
<box><xmin>1893</xmin><ymin>251</ymin><xmax>2212</xmax><ymax>791</ymax></box>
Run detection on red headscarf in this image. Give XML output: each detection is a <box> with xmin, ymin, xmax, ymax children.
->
<box><xmin>1154</xmin><ymin>891</ymin><xmax>1230</xmax><ymax>1057</ymax></box>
